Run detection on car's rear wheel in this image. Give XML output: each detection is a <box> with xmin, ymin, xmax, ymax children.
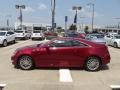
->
<box><xmin>3</xmin><ymin>40</ymin><xmax>7</xmax><ymax>47</ymax></box>
<box><xmin>113</xmin><ymin>42</ymin><xmax>118</xmax><ymax>48</ymax></box>
<box><xmin>85</xmin><ymin>57</ymin><xmax>101</xmax><ymax>71</ymax></box>
<box><xmin>18</xmin><ymin>55</ymin><xmax>34</xmax><ymax>70</ymax></box>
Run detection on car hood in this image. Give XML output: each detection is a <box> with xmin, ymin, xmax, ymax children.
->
<box><xmin>16</xmin><ymin>44</ymin><xmax>42</xmax><ymax>51</ymax></box>
<box><xmin>0</xmin><ymin>36</ymin><xmax>4</xmax><ymax>39</ymax></box>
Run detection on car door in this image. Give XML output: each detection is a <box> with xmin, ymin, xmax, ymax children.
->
<box><xmin>6</xmin><ymin>31</ymin><xmax>12</xmax><ymax>42</ymax></box>
<box><xmin>47</xmin><ymin>39</ymin><xmax>77</xmax><ymax>67</ymax></box>
<box><xmin>71</xmin><ymin>40</ymin><xmax>90</xmax><ymax>67</ymax></box>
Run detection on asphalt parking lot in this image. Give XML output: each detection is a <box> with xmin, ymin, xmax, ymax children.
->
<box><xmin>0</xmin><ymin>40</ymin><xmax>120</xmax><ymax>90</ymax></box>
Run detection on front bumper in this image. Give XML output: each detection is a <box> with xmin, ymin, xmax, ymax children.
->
<box><xmin>0</xmin><ymin>39</ymin><xmax>3</xmax><ymax>44</ymax></box>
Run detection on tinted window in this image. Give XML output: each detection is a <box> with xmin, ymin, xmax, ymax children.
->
<box><xmin>0</xmin><ymin>32</ymin><xmax>6</xmax><ymax>36</ymax></box>
<box><xmin>49</xmin><ymin>40</ymin><xmax>72</xmax><ymax>47</ymax></box>
<box><xmin>33</xmin><ymin>31</ymin><xmax>40</xmax><ymax>33</ymax></box>
<box><xmin>91</xmin><ymin>34</ymin><xmax>104</xmax><ymax>38</ymax></box>
<box><xmin>72</xmin><ymin>40</ymin><xmax>87</xmax><ymax>46</ymax></box>
<box><xmin>114</xmin><ymin>35</ymin><xmax>120</xmax><ymax>39</ymax></box>
<box><xmin>15</xmin><ymin>31</ymin><xmax>23</xmax><ymax>33</ymax></box>
<box><xmin>7</xmin><ymin>32</ymin><xmax>14</xmax><ymax>35</ymax></box>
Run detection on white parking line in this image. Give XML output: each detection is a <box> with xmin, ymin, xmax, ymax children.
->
<box><xmin>110</xmin><ymin>85</ymin><xmax>120</xmax><ymax>89</ymax></box>
<box><xmin>59</xmin><ymin>69</ymin><xmax>73</xmax><ymax>82</ymax></box>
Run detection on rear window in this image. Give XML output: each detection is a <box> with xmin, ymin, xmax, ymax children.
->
<box><xmin>33</xmin><ymin>31</ymin><xmax>40</xmax><ymax>33</ymax></box>
<box><xmin>15</xmin><ymin>31</ymin><xmax>24</xmax><ymax>33</ymax></box>
<box><xmin>0</xmin><ymin>32</ymin><xmax>6</xmax><ymax>36</ymax></box>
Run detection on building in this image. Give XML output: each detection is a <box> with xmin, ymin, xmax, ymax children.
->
<box><xmin>15</xmin><ymin>22</ymin><xmax>51</xmax><ymax>32</ymax></box>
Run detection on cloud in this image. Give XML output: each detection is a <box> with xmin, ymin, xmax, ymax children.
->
<box><xmin>23</xmin><ymin>6</ymin><xmax>34</xmax><ymax>13</ymax></box>
<box><xmin>38</xmin><ymin>3</ymin><xmax>47</xmax><ymax>10</ymax></box>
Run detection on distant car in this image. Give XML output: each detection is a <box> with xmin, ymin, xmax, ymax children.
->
<box><xmin>65</xmin><ymin>31</ymin><xmax>86</xmax><ymax>39</ymax></box>
<box><xmin>105</xmin><ymin>34</ymin><xmax>120</xmax><ymax>48</ymax></box>
<box><xmin>31</xmin><ymin>30</ymin><xmax>45</xmax><ymax>40</ymax></box>
<box><xmin>44</xmin><ymin>31</ymin><xmax>58</xmax><ymax>39</ymax></box>
<box><xmin>11</xmin><ymin>37</ymin><xmax>110</xmax><ymax>71</ymax></box>
<box><xmin>85</xmin><ymin>34</ymin><xmax>106</xmax><ymax>44</ymax></box>
<box><xmin>15</xmin><ymin>30</ymin><xmax>31</xmax><ymax>40</ymax></box>
<box><xmin>0</xmin><ymin>30</ymin><xmax>16</xmax><ymax>47</ymax></box>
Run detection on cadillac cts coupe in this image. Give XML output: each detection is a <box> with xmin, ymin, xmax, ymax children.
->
<box><xmin>11</xmin><ymin>37</ymin><xmax>110</xmax><ymax>71</ymax></box>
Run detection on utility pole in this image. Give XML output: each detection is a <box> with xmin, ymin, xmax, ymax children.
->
<box><xmin>51</xmin><ymin>0</ymin><xmax>56</xmax><ymax>31</ymax></box>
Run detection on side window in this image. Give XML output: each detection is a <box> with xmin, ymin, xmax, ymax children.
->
<box><xmin>7</xmin><ymin>32</ymin><xmax>11</xmax><ymax>35</ymax></box>
<box><xmin>72</xmin><ymin>40</ymin><xmax>88</xmax><ymax>47</ymax></box>
<box><xmin>49</xmin><ymin>40</ymin><xmax>72</xmax><ymax>47</ymax></box>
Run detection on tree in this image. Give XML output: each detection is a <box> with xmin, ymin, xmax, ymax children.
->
<box><xmin>69</xmin><ymin>24</ymin><xmax>77</xmax><ymax>30</ymax></box>
<box><xmin>84</xmin><ymin>26</ymin><xmax>89</xmax><ymax>33</ymax></box>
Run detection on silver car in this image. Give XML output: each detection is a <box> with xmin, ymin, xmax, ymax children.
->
<box><xmin>85</xmin><ymin>34</ymin><xmax>106</xmax><ymax>44</ymax></box>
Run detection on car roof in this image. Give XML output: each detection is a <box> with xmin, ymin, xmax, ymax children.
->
<box><xmin>52</xmin><ymin>37</ymin><xmax>100</xmax><ymax>47</ymax></box>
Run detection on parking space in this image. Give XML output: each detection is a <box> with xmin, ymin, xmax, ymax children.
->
<box><xmin>0</xmin><ymin>40</ymin><xmax>120</xmax><ymax>90</ymax></box>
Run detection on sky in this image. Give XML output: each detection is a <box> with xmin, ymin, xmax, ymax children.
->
<box><xmin>0</xmin><ymin>0</ymin><xmax>120</xmax><ymax>27</ymax></box>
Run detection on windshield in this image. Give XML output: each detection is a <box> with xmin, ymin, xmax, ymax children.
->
<box><xmin>15</xmin><ymin>31</ymin><xmax>24</xmax><ymax>33</ymax></box>
<box><xmin>33</xmin><ymin>31</ymin><xmax>40</xmax><ymax>33</ymax></box>
<box><xmin>114</xmin><ymin>35</ymin><xmax>120</xmax><ymax>39</ymax></box>
<box><xmin>0</xmin><ymin>32</ymin><xmax>6</xmax><ymax>36</ymax></box>
<box><xmin>91</xmin><ymin>34</ymin><xmax>104</xmax><ymax>38</ymax></box>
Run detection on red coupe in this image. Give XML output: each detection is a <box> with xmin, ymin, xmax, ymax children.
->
<box><xmin>11</xmin><ymin>37</ymin><xmax>110</xmax><ymax>71</ymax></box>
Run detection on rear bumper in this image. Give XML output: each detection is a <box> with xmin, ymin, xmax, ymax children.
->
<box><xmin>102</xmin><ymin>54</ymin><xmax>110</xmax><ymax>65</ymax></box>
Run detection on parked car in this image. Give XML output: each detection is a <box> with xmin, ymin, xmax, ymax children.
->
<box><xmin>15</xmin><ymin>30</ymin><xmax>31</xmax><ymax>40</ymax></box>
<box><xmin>105</xmin><ymin>34</ymin><xmax>120</xmax><ymax>48</ymax></box>
<box><xmin>11</xmin><ymin>37</ymin><xmax>110</xmax><ymax>71</ymax></box>
<box><xmin>44</xmin><ymin>31</ymin><xmax>58</xmax><ymax>39</ymax></box>
<box><xmin>31</xmin><ymin>30</ymin><xmax>45</xmax><ymax>40</ymax></box>
<box><xmin>0</xmin><ymin>30</ymin><xmax>16</xmax><ymax>47</ymax></box>
<box><xmin>65</xmin><ymin>31</ymin><xmax>86</xmax><ymax>39</ymax></box>
<box><xmin>85</xmin><ymin>34</ymin><xmax>106</xmax><ymax>44</ymax></box>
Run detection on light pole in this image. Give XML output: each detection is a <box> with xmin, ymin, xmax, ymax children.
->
<box><xmin>72</xmin><ymin>6</ymin><xmax>82</xmax><ymax>27</ymax></box>
<box><xmin>6</xmin><ymin>15</ymin><xmax>11</xmax><ymax>30</ymax></box>
<box><xmin>87</xmin><ymin>3</ymin><xmax>94</xmax><ymax>31</ymax></box>
<box><xmin>72</xmin><ymin>6</ymin><xmax>82</xmax><ymax>30</ymax></box>
<box><xmin>51</xmin><ymin>0</ymin><xmax>56</xmax><ymax>31</ymax></box>
<box><xmin>15</xmin><ymin>5</ymin><xmax>25</xmax><ymax>29</ymax></box>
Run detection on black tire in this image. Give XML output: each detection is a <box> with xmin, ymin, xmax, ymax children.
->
<box><xmin>31</xmin><ymin>38</ymin><xmax>34</xmax><ymax>40</ymax></box>
<box><xmin>85</xmin><ymin>57</ymin><xmax>101</xmax><ymax>71</ymax></box>
<box><xmin>113</xmin><ymin>42</ymin><xmax>118</xmax><ymax>48</ymax></box>
<box><xmin>18</xmin><ymin>55</ymin><xmax>34</xmax><ymax>70</ymax></box>
<box><xmin>3</xmin><ymin>40</ymin><xmax>7</xmax><ymax>47</ymax></box>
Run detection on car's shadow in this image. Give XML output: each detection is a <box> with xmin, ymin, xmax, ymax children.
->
<box><xmin>35</xmin><ymin>65</ymin><xmax>109</xmax><ymax>71</ymax></box>
<box><xmin>0</xmin><ymin>42</ymin><xmax>18</xmax><ymax>48</ymax></box>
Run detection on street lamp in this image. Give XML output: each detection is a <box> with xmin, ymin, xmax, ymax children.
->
<box><xmin>87</xmin><ymin>3</ymin><xmax>94</xmax><ymax>31</ymax></box>
<box><xmin>15</xmin><ymin>5</ymin><xmax>25</xmax><ymax>29</ymax></box>
<box><xmin>51</xmin><ymin>0</ymin><xmax>56</xmax><ymax>31</ymax></box>
<box><xmin>72</xmin><ymin>6</ymin><xmax>82</xmax><ymax>30</ymax></box>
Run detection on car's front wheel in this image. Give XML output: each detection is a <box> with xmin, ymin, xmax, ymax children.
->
<box><xmin>18</xmin><ymin>55</ymin><xmax>34</xmax><ymax>70</ymax></box>
<box><xmin>85</xmin><ymin>57</ymin><xmax>101</xmax><ymax>71</ymax></box>
<box><xmin>3</xmin><ymin>40</ymin><xmax>7</xmax><ymax>47</ymax></box>
<box><xmin>113</xmin><ymin>42</ymin><xmax>118</xmax><ymax>48</ymax></box>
